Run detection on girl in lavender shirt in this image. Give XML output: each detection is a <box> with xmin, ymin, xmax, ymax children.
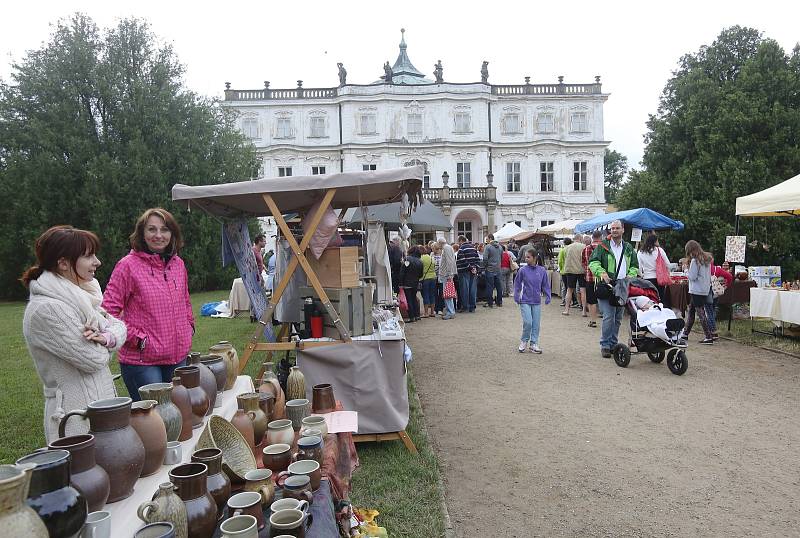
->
<box><xmin>513</xmin><ymin>249</ymin><xmax>551</xmax><ymax>354</ymax></box>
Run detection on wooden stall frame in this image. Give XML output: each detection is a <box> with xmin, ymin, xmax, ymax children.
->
<box><xmin>353</xmin><ymin>431</ymin><xmax>418</xmax><ymax>454</ymax></box>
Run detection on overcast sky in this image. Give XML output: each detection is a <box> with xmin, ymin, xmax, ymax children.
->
<box><xmin>2</xmin><ymin>1</ymin><xmax>799</xmax><ymax>168</ymax></box>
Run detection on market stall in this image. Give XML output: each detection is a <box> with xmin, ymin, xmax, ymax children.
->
<box><xmin>574</xmin><ymin>207</ymin><xmax>685</xmax><ymax>234</ymax></box>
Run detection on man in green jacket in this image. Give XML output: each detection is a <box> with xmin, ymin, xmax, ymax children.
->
<box><xmin>588</xmin><ymin>220</ymin><xmax>640</xmax><ymax>358</ymax></box>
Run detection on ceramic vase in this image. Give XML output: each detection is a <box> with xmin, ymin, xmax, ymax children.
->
<box><xmin>311</xmin><ymin>383</ymin><xmax>336</xmax><ymax>414</ymax></box>
<box><xmin>285</xmin><ymin>399</ymin><xmax>311</xmax><ymax>432</ymax></box>
<box><xmin>174</xmin><ymin>366</ymin><xmax>209</xmax><ymax>428</ymax></box>
<box><xmin>190</xmin><ymin>448</ymin><xmax>231</xmax><ymax>519</ymax></box>
<box><xmin>170</xmin><ymin>377</ymin><xmax>195</xmax><ymax>441</ymax></box>
<box><xmin>266</xmin><ymin>419</ymin><xmax>295</xmax><ymax>447</ymax></box>
<box><xmin>230</xmin><ymin>409</ymin><xmax>256</xmax><ymax>458</ymax></box>
<box><xmin>257</xmin><ymin>392</ymin><xmax>275</xmax><ymax>425</ymax></box>
<box><xmin>0</xmin><ymin>464</ymin><xmax>48</xmax><ymax>537</ymax></box>
<box><xmin>258</xmin><ymin>363</ymin><xmax>286</xmax><ymax>420</ymax></box>
<box><xmin>16</xmin><ymin>449</ymin><xmax>87</xmax><ymax>538</ymax></box>
<box><xmin>199</xmin><ymin>355</ymin><xmax>227</xmax><ymax>406</ymax></box>
<box><xmin>137</xmin><ymin>482</ymin><xmax>188</xmax><ymax>538</ymax></box>
<box><xmin>47</xmin><ymin>434</ymin><xmax>109</xmax><ymax>513</ymax></box>
<box><xmin>168</xmin><ymin>463</ymin><xmax>218</xmax><ymax>538</ymax></box>
<box><xmin>139</xmin><ymin>383</ymin><xmax>183</xmax><ymax>443</ymax></box>
<box><xmin>209</xmin><ymin>341</ymin><xmax>239</xmax><ymax>390</ymax></box>
<box><xmin>130</xmin><ymin>400</ymin><xmax>168</xmax><ymax>477</ymax></box>
<box><xmin>286</xmin><ymin>366</ymin><xmax>306</xmax><ymax>401</ymax></box>
<box><xmin>58</xmin><ymin>396</ymin><xmax>145</xmax><ymax>502</ymax></box>
<box><xmin>188</xmin><ymin>353</ymin><xmax>217</xmax><ymax>414</ymax></box>
<box><xmin>237</xmin><ymin>393</ymin><xmax>268</xmax><ymax>446</ymax></box>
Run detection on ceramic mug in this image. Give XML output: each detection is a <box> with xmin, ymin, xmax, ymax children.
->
<box><xmin>262</xmin><ymin>443</ymin><xmax>292</xmax><ymax>473</ymax></box>
<box><xmin>287</xmin><ymin>459</ymin><xmax>321</xmax><ymax>491</ymax></box>
<box><xmin>227</xmin><ymin>491</ymin><xmax>265</xmax><ymax>530</ymax></box>
<box><xmin>80</xmin><ymin>511</ymin><xmax>111</xmax><ymax>538</ymax></box>
<box><xmin>268</xmin><ymin>508</ymin><xmax>312</xmax><ymax>538</ymax></box>
<box><xmin>133</xmin><ymin>522</ymin><xmax>175</xmax><ymax>538</ymax></box>
<box><xmin>270</xmin><ymin>498</ymin><xmax>309</xmax><ymax>516</ymax></box>
<box><xmin>219</xmin><ymin>514</ymin><xmax>258</xmax><ymax>538</ymax></box>
<box><xmin>300</xmin><ymin>416</ymin><xmax>328</xmax><ymax>438</ymax></box>
<box><xmin>299</xmin><ymin>428</ymin><xmax>322</xmax><ymax>440</ymax></box>
<box><xmin>280</xmin><ymin>474</ymin><xmax>313</xmax><ymax>505</ymax></box>
<box><xmin>243</xmin><ymin>469</ymin><xmax>274</xmax><ymax>507</ymax></box>
<box><xmin>164</xmin><ymin>441</ymin><xmax>182</xmax><ymax>465</ymax></box>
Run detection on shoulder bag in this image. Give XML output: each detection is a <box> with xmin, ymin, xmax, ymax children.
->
<box><xmin>655</xmin><ymin>248</ymin><xmax>672</xmax><ymax>286</ymax></box>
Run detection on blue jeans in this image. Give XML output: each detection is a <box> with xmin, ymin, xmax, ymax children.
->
<box><xmin>444</xmin><ymin>298</ymin><xmax>455</xmax><ymax>317</ymax></box>
<box><xmin>484</xmin><ymin>271</ymin><xmax>503</xmax><ymax>306</ymax></box>
<box><xmin>121</xmin><ymin>359</ymin><xmax>187</xmax><ymax>401</ymax></box>
<box><xmin>519</xmin><ymin>303</ymin><xmax>542</xmax><ymax>344</ymax></box>
<box><xmin>458</xmin><ymin>272</ymin><xmax>477</xmax><ymax>311</ymax></box>
<box><xmin>421</xmin><ymin>279</ymin><xmax>437</xmax><ymax>305</ymax></box>
<box><xmin>597</xmin><ymin>298</ymin><xmax>625</xmax><ymax>349</ymax></box>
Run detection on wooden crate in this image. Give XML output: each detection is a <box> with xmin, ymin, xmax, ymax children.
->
<box><xmin>305</xmin><ymin>247</ymin><xmax>360</xmax><ymax>289</ymax></box>
<box><xmin>299</xmin><ymin>284</ymin><xmax>374</xmax><ymax>337</ymax></box>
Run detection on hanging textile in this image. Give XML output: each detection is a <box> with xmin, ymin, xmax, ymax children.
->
<box><xmin>221</xmin><ymin>220</ymin><xmax>268</xmax><ymax>321</ymax></box>
<box><xmin>367</xmin><ymin>222</ymin><xmax>392</xmax><ymax>303</ymax></box>
<box><xmin>274</xmin><ymin>238</ymin><xmax>305</xmax><ymax>323</ymax></box>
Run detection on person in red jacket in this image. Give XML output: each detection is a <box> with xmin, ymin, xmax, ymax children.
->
<box><xmin>102</xmin><ymin>208</ymin><xmax>194</xmax><ymax>400</ymax></box>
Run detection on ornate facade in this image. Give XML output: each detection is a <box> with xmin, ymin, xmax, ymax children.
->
<box><xmin>224</xmin><ymin>29</ymin><xmax>609</xmax><ymax>240</ymax></box>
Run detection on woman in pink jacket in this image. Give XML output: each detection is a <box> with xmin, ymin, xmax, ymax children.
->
<box><xmin>102</xmin><ymin>208</ymin><xmax>194</xmax><ymax>400</ymax></box>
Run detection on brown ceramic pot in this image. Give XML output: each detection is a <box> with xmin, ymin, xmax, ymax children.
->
<box><xmin>258</xmin><ymin>392</ymin><xmax>275</xmax><ymax>424</ymax></box>
<box><xmin>208</xmin><ymin>341</ymin><xmax>239</xmax><ymax>390</ymax></box>
<box><xmin>261</xmin><ymin>443</ymin><xmax>292</xmax><ymax>474</ymax></box>
<box><xmin>230</xmin><ymin>409</ymin><xmax>256</xmax><ymax>457</ymax></box>
<box><xmin>169</xmin><ymin>463</ymin><xmax>218</xmax><ymax>538</ymax></box>
<box><xmin>191</xmin><ymin>448</ymin><xmax>231</xmax><ymax>520</ymax></box>
<box><xmin>170</xmin><ymin>377</ymin><xmax>194</xmax><ymax>441</ymax></box>
<box><xmin>58</xmin><ymin>397</ymin><xmax>145</xmax><ymax>502</ymax></box>
<box><xmin>311</xmin><ymin>383</ymin><xmax>336</xmax><ymax>414</ymax></box>
<box><xmin>139</xmin><ymin>383</ymin><xmax>183</xmax><ymax>443</ymax></box>
<box><xmin>199</xmin><ymin>354</ymin><xmax>227</xmax><ymax>396</ymax></box>
<box><xmin>174</xmin><ymin>366</ymin><xmax>209</xmax><ymax>428</ymax></box>
<box><xmin>130</xmin><ymin>400</ymin><xmax>168</xmax><ymax>477</ymax></box>
<box><xmin>258</xmin><ymin>363</ymin><xmax>286</xmax><ymax>420</ymax></box>
<box><xmin>237</xmin><ymin>393</ymin><xmax>268</xmax><ymax>446</ymax></box>
<box><xmin>188</xmin><ymin>353</ymin><xmax>217</xmax><ymax>414</ymax></box>
<box><xmin>47</xmin><ymin>434</ymin><xmax>109</xmax><ymax>513</ymax></box>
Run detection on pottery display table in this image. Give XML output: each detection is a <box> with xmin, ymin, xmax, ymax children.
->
<box><xmin>108</xmin><ymin>375</ymin><xmax>254</xmax><ymax>537</ymax></box>
<box><xmin>750</xmin><ymin>288</ymin><xmax>800</xmax><ymax>325</ymax></box>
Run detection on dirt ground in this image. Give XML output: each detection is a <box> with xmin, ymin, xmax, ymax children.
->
<box><xmin>408</xmin><ymin>299</ymin><xmax>800</xmax><ymax>537</ymax></box>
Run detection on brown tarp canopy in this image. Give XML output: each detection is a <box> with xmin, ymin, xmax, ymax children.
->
<box><xmin>172</xmin><ymin>167</ymin><xmax>424</xmax><ymax>217</ymax></box>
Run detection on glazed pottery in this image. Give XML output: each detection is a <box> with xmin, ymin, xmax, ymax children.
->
<box><xmin>209</xmin><ymin>341</ymin><xmax>240</xmax><ymax>390</ymax></box>
<box><xmin>230</xmin><ymin>409</ymin><xmax>256</xmax><ymax>457</ymax></box>
<box><xmin>243</xmin><ymin>469</ymin><xmax>274</xmax><ymax>507</ymax></box>
<box><xmin>199</xmin><ymin>355</ymin><xmax>226</xmax><ymax>407</ymax></box>
<box><xmin>58</xmin><ymin>397</ymin><xmax>146</xmax><ymax>502</ymax></box>
<box><xmin>220</xmin><ymin>514</ymin><xmax>257</xmax><ymax>538</ymax></box>
<box><xmin>0</xmin><ymin>464</ymin><xmax>48</xmax><ymax>537</ymax></box>
<box><xmin>164</xmin><ymin>442</ymin><xmax>182</xmax><ymax>465</ymax></box>
<box><xmin>300</xmin><ymin>416</ymin><xmax>328</xmax><ymax>439</ymax></box>
<box><xmin>258</xmin><ymin>363</ymin><xmax>285</xmax><ymax>420</ymax></box>
<box><xmin>285</xmin><ymin>399</ymin><xmax>311</xmax><ymax>432</ymax></box>
<box><xmin>237</xmin><ymin>393</ymin><xmax>268</xmax><ymax>445</ymax></box>
<box><xmin>262</xmin><ymin>444</ymin><xmax>292</xmax><ymax>474</ymax></box>
<box><xmin>173</xmin><ymin>366</ymin><xmax>209</xmax><ymax>428</ymax></box>
<box><xmin>299</xmin><ymin>429</ymin><xmax>321</xmax><ymax>442</ymax></box>
<box><xmin>281</xmin><ymin>475</ymin><xmax>313</xmax><ymax>506</ymax></box>
<box><xmin>226</xmin><ymin>492</ymin><xmax>264</xmax><ymax>530</ymax></box>
<box><xmin>131</xmin><ymin>400</ymin><xmax>168</xmax><ymax>477</ymax></box>
<box><xmin>286</xmin><ymin>460</ymin><xmax>321</xmax><ymax>491</ymax></box>
<box><xmin>170</xmin><ymin>378</ymin><xmax>194</xmax><ymax>441</ymax></box>
<box><xmin>286</xmin><ymin>367</ymin><xmax>306</xmax><ymax>401</ymax></box>
<box><xmin>311</xmin><ymin>384</ymin><xmax>336</xmax><ymax>414</ymax></box>
<box><xmin>168</xmin><ymin>463</ymin><xmax>217</xmax><ymax>538</ymax></box>
<box><xmin>266</xmin><ymin>419</ymin><xmax>295</xmax><ymax>447</ymax></box>
<box><xmin>48</xmin><ymin>434</ymin><xmax>109</xmax><ymax>513</ymax></box>
<box><xmin>136</xmin><ymin>482</ymin><xmax>188</xmax><ymax>538</ymax></box>
<box><xmin>80</xmin><ymin>510</ymin><xmax>110</xmax><ymax>538</ymax></box>
<box><xmin>195</xmin><ymin>416</ymin><xmax>257</xmax><ymax>483</ymax></box>
<box><xmin>269</xmin><ymin>498</ymin><xmax>308</xmax><ymax>516</ymax></box>
<box><xmin>134</xmin><ymin>522</ymin><xmax>175</xmax><ymax>538</ymax></box>
<box><xmin>295</xmin><ymin>435</ymin><xmax>322</xmax><ymax>467</ymax></box>
<box><xmin>268</xmin><ymin>508</ymin><xmax>311</xmax><ymax>538</ymax></box>
<box><xmin>191</xmin><ymin>448</ymin><xmax>231</xmax><ymax>519</ymax></box>
<box><xmin>16</xmin><ymin>449</ymin><xmax>87</xmax><ymax>538</ymax></box>
<box><xmin>188</xmin><ymin>353</ymin><xmax>217</xmax><ymax>414</ymax></box>
<box><xmin>139</xmin><ymin>383</ymin><xmax>183</xmax><ymax>443</ymax></box>
<box><xmin>258</xmin><ymin>392</ymin><xmax>275</xmax><ymax>424</ymax></box>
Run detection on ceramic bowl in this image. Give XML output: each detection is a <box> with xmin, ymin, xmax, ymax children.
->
<box><xmin>196</xmin><ymin>415</ymin><xmax>257</xmax><ymax>483</ymax></box>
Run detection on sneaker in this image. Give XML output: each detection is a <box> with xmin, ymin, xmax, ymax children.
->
<box><xmin>518</xmin><ymin>342</ymin><xmax>527</xmax><ymax>353</ymax></box>
<box><xmin>530</xmin><ymin>343</ymin><xmax>542</xmax><ymax>354</ymax></box>
<box><xmin>496</xmin><ymin>303</ymin><xmax>503</xmax><ymax>307</ymax></box>
<box><xmin>559</xmin><ymin>302</ymin><xmax>566</xmax><ymax>307</ymax></box>
<box><xmin>699</xmin><ymin>338</ymin><xmax>714</xmax><ymax>345</ymax></box>
<box><xmin>601</xmin><ymin>348</ymin><xmax>612</xmax><ymax>358</ymax></box>
<box><xmin>711</xmin><ymin>333</ymin><xmax>720</xmax><ymax>341</ymax></box>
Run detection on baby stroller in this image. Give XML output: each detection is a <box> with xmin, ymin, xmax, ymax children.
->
<box><xmin>609</xmin><ymin>281</ymin><xmax>689</xmax><ymax>376</ymax></box>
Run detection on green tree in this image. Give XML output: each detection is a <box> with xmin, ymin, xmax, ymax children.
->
<box><xmin>616</xmin><ymin>26</ymin><xmax>800</xmax><ymax>269</ymax></box>
<box><xmin>0</xmin><ymin>14</ymin><xmax>258</xmax><ymax>298</ymax></box>
<box><xmin>603</xmin><ymin>148</ymin><xmax>628</xmax><ymax>204</ymax></box>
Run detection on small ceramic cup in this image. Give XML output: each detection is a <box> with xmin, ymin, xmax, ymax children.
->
<box><xmin>270</xmin><ymin>497</ymin><xmax>309</xmax><ymax>515</ymax></box>
<box><xmin>262</xmin><ymin>443</ymin><xmax>292</xmax><ymax>473</ymax></box>
<box><xmin>243</xmin><ymin>468</ymin><xmax>274</xmax><ymax>507</ymax></box>
<box><xmin>288</xmin><ymin>459</ymin><xmax>321</xmax><ymax>491</ymax></box>
<box><xmin>80</xmin><ymin>511</ymin><xmax>111</xmax><ymax>538</ymax></box>
<box><xmin>301</xmin><ymin>415</ymin><xmax>328</xmax><ymax>438</ymax></box>
<box><xmin>299</xmin><ymin>428</ymin><xmax>322</xmax><ymax>441</ymax></box>
<box><xmin>269</xmin><ymin>508</ymin><xmax>312</xmax><ymax>538</ymax></box>
<box><xmin>227</xmin><ymin>491</ymin><xmax>265</xmax><ymax>530</ymax></box>
<box><xmin>133</xmin><ymin>522</ymin><xmax>175</xmax><ymax>538</ymax></box>
<box><xmin>280</xmin><ymin>474</ymin><xmax>313</xmax><ymax>505</ymax></box>
<box><xmin>219</xmin><ymin>514</ymin><xmax>258</xmax><ymax>538</ymax></box>
<box><xmin>163</xmin><ymin>441</ymin><xmax>182</xmax><ymax>465</ymax></box>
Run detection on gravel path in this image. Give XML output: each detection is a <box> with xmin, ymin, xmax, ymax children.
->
<box><xmin>407</xmin><ymin>299</ymin><xmax>800</xmax><ymax>537</ymax></box>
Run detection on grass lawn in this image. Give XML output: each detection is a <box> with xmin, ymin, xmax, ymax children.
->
<box><xmin>0</xmin><ymin>290</ymin><xmax>445</xmax><ymax>537</ymax></box>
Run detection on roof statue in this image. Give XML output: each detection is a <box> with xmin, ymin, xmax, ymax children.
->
<box><xmin>337</xmin><ymin>63</ymin><xmax>347</xmax><ymax>87</ymax></box>
<box><xmin>433</xmin><ymin>60</ymin><xmax>443</xmax><ymax>83</ymax></box>
<box><xmin>481</xmin><ymin>61</ymin><xmax>489</xmax><ymax>83</ymax></box>
<box><xmin>374</xmin><ymin>29</ymin><xmax>434</xmax><ymax>85</ymax></box>
<box><xmin>383</xmin><ymin>61</ymin><xmax>393</xmax><ymax>84</ymax></box>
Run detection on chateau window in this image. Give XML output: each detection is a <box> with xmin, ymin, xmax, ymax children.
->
<box><xmin>456</xmin><ymin>162</ymin><xmax>471</xmax><ymax>188</ymax></box>
<box><xmin>540</xmin><ymin>162</ymin><xmax>554</xmax><ymax>191</ymax></box>
<box><xmin>536</xmin><ymin>113</ymin><xmax>555</xmax><ymax>133</ymax></box>
<box><xmin>242</xmin><ymin>117</ymin><xmax>259</xmax><ymax>139</ymax></box>
<box><xmin>457</xmin><ymin>221</ymin><xmax>473</xmax><ymax>241</ymax></box>
<box><xmin>573</xmin><ymin>161</ymin><xmax>588</xmax><ymax>190</ymax></box>
<box><xmin>311</xmin><ymin>166</ymin><xmax>326</xmax><ymax>175</ymax></box>
<box><xmin>501</xmin><ymin>113</ymin><xmax>522</xmax><ymax>134</ymax></box>
<box><xmin>278</xmin><ymin>166</ymin><xmax>292</xmax><ymax>177</ymax></box>
<box><xmin>541</xmin><ymin>220</ymin><xmax>555</xmax><ymax>228</ymax></box>
<box><xmin>309</xmin><ymin>117</ymin><xmax>326</xmax><ymax>138</ymax></box>
<box><xmin>506</xmin><ymin>162</ymin><xmax>521</xmax><ymax>192</ymax></box>
<box><xmin>276</xmin><ymin>118</ymin><xmax>293</xmax><ymax>139</ymax></box>
<box><xmin>360</xmin><ymin>114</ymin><xmax>377</xmax><ymax>135</ymax></box>
<box><xmin>362</xmin><ymin>164</ymin><xmax>377</xmax><ymax>171</ymax></box>
<box><xmin>453</xmin><ymin>112</ymin><xmax>471</xmax><ymax>133</ymax></box>
<box><xmin>570</xmin><ymin>112</ymin><xmax>588</xmax><ymax>133</ymax></box>
<box><xmin>407</xmin><ymin>113</ymin><xmax>422</xmax><ymax>136</ymax></box>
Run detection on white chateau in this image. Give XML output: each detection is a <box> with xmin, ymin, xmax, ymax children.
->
<box><xmin>224</xmin><ymin>29</ymin><xmax>609</xmax><ymax>241</ymax></box>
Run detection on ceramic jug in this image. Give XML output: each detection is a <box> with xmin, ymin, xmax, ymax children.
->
<box><xmin>139</xmin><ymin>383</ymin><xmax>183</xmax><ymax>443</ymax></box>
<box><xmin>230</xmin><ymin>409</ymin><xmax>256</xmax><ymax>457</ymax></box>
<box><xmin>58</xmin><ymin>397</ymin><xmax>145</xmax><ymax>502</ymax></box>
<box><xmin>286</xmin><ymin>366</ymin><xmax>306</xmax><ymax>401</ymax></box>
<box><xmin>47</xmin><ymin>434</ymin><xmax>109</xmax><ymax>513</ymax></box>
<box><xmin>258</xmin><ymin>363</ymin><xmax>286</xmax><ymax>420</ymax></box>
<box><xmin>190</xmin><ymin>448</ymin><xmax>230</xmax><ymax>519</ymax></box>
<box><xmin>0</xmin><ymin>464</ymin><xmax>48</xmax><ymax>537</ymax></box>
<box><xmin>173</xmin><ymin>366</ymin><xmax>209</xmax><ymax>428</ymax></box>
<box><xmin>237</xmin><ymin>392</ymin><xmax>268</xmax><ymax>446</ymax></box>
<box><xmin>258</xmin><ymin>392</ymin><xmax>275</xmax><ymax>425</ymax></box>
<box><xmin>199</xmin><ymin>355</ymin><xmax>227</xmax><ymax>406</ymax></box>
<box><xmin>137</xmin><ymin>482</ymin><xmax>188</xmax><ymax>538</ymax></box>
<box><xmin>168</xmin><ymin>463</ymin><xmax>217</xmax><ymax>538</ymax></box>
<box><xmin>188</xmin><ymin>353</ymin><xmax>217</xmax><ymax>414</ymax></box>
<box><xmin>209</xmin><ymin>341</ymin><xmax>239</xmax><ymax>390</ymax></box>
<box><xmin>130</xmin><ymin>400</ymin><xmax>168</xmax><ymax>477</ymax></box>
<box><xmin>170</xmin><ymin>377</ymin><xmax>194</xmax><ymax>441</ymax></box>
<box><xmin>16</xmin><ymin>449</ymin><xmax>87</xmax><ymax>538</ymax></box>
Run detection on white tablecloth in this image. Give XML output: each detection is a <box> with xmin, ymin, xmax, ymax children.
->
<box><xmin>749</xmin><ymin>288</ymin><xmax>800</xmax><ymax>325</ymax></box>
<box><xmin>107</xmin><ymin>375</ymin><xmax>255</xmax><ymax>537</ymax></box>
<box><xmin>228</xmin><ymin>278</ymin><xmax>250</xmax><ymax>314</ymax></box>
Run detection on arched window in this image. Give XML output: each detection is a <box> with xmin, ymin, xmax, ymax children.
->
<box><xmin>404</xmin><ymin>159</ymin><xmax>430</xmax><ymax>189</ymax></box>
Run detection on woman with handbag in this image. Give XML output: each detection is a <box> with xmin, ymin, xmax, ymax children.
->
<box><xmin>637</xmin><ymin>233</ymin><xmax>671</xmax><ymax>300</ymax></box>
<box><xmin>681</xmin><ymin>240</ymin><xmax>715</xmax><ymax>345</ymax></box>
<box><xmin>400</xmin><ymin>246</ymin><xmax>423</xmax><ymax>322</ymax></box>
<box><xmin>438</xmin><ymin>241</ymin><xmax>458</xmax><ymax>320</ymax></box>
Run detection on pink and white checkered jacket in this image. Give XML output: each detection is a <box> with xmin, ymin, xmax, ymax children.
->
<box><xmin>102</xmin><ymin>250</ymin><xmax>194</xmax><ymax>365</ymax></box>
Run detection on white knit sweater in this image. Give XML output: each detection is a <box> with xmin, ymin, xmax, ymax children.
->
<box><xmin>23</xmin><ymin>273</ymin><xmax>127</xmax><ymax>443</ymax></box>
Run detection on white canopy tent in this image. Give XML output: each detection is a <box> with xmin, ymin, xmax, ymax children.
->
<box><xmin>494</xmin><ymin>222</ymin><xmax>525</xmax><ymax>241</ymax></box>
<box><xmin>736</xmin><ymin>172</ymin><xmax>800</xmax><ymax>216</ymax></box>
<box><xmin>537</xmin><ymin>219</ymin><xmax>584</xmax><ymax>236</ymax></box>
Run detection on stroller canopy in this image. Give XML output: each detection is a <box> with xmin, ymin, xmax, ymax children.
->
<box><xmin>575</xmin><ymin>208</ymin><xmax>684</xmax><ymax>233</ymax></box>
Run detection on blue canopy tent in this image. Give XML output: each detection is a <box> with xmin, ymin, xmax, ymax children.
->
<box><xmin>575</xmin><ymin>208</ymin><xmax>684</xmax><ymax>233</ymax></box>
